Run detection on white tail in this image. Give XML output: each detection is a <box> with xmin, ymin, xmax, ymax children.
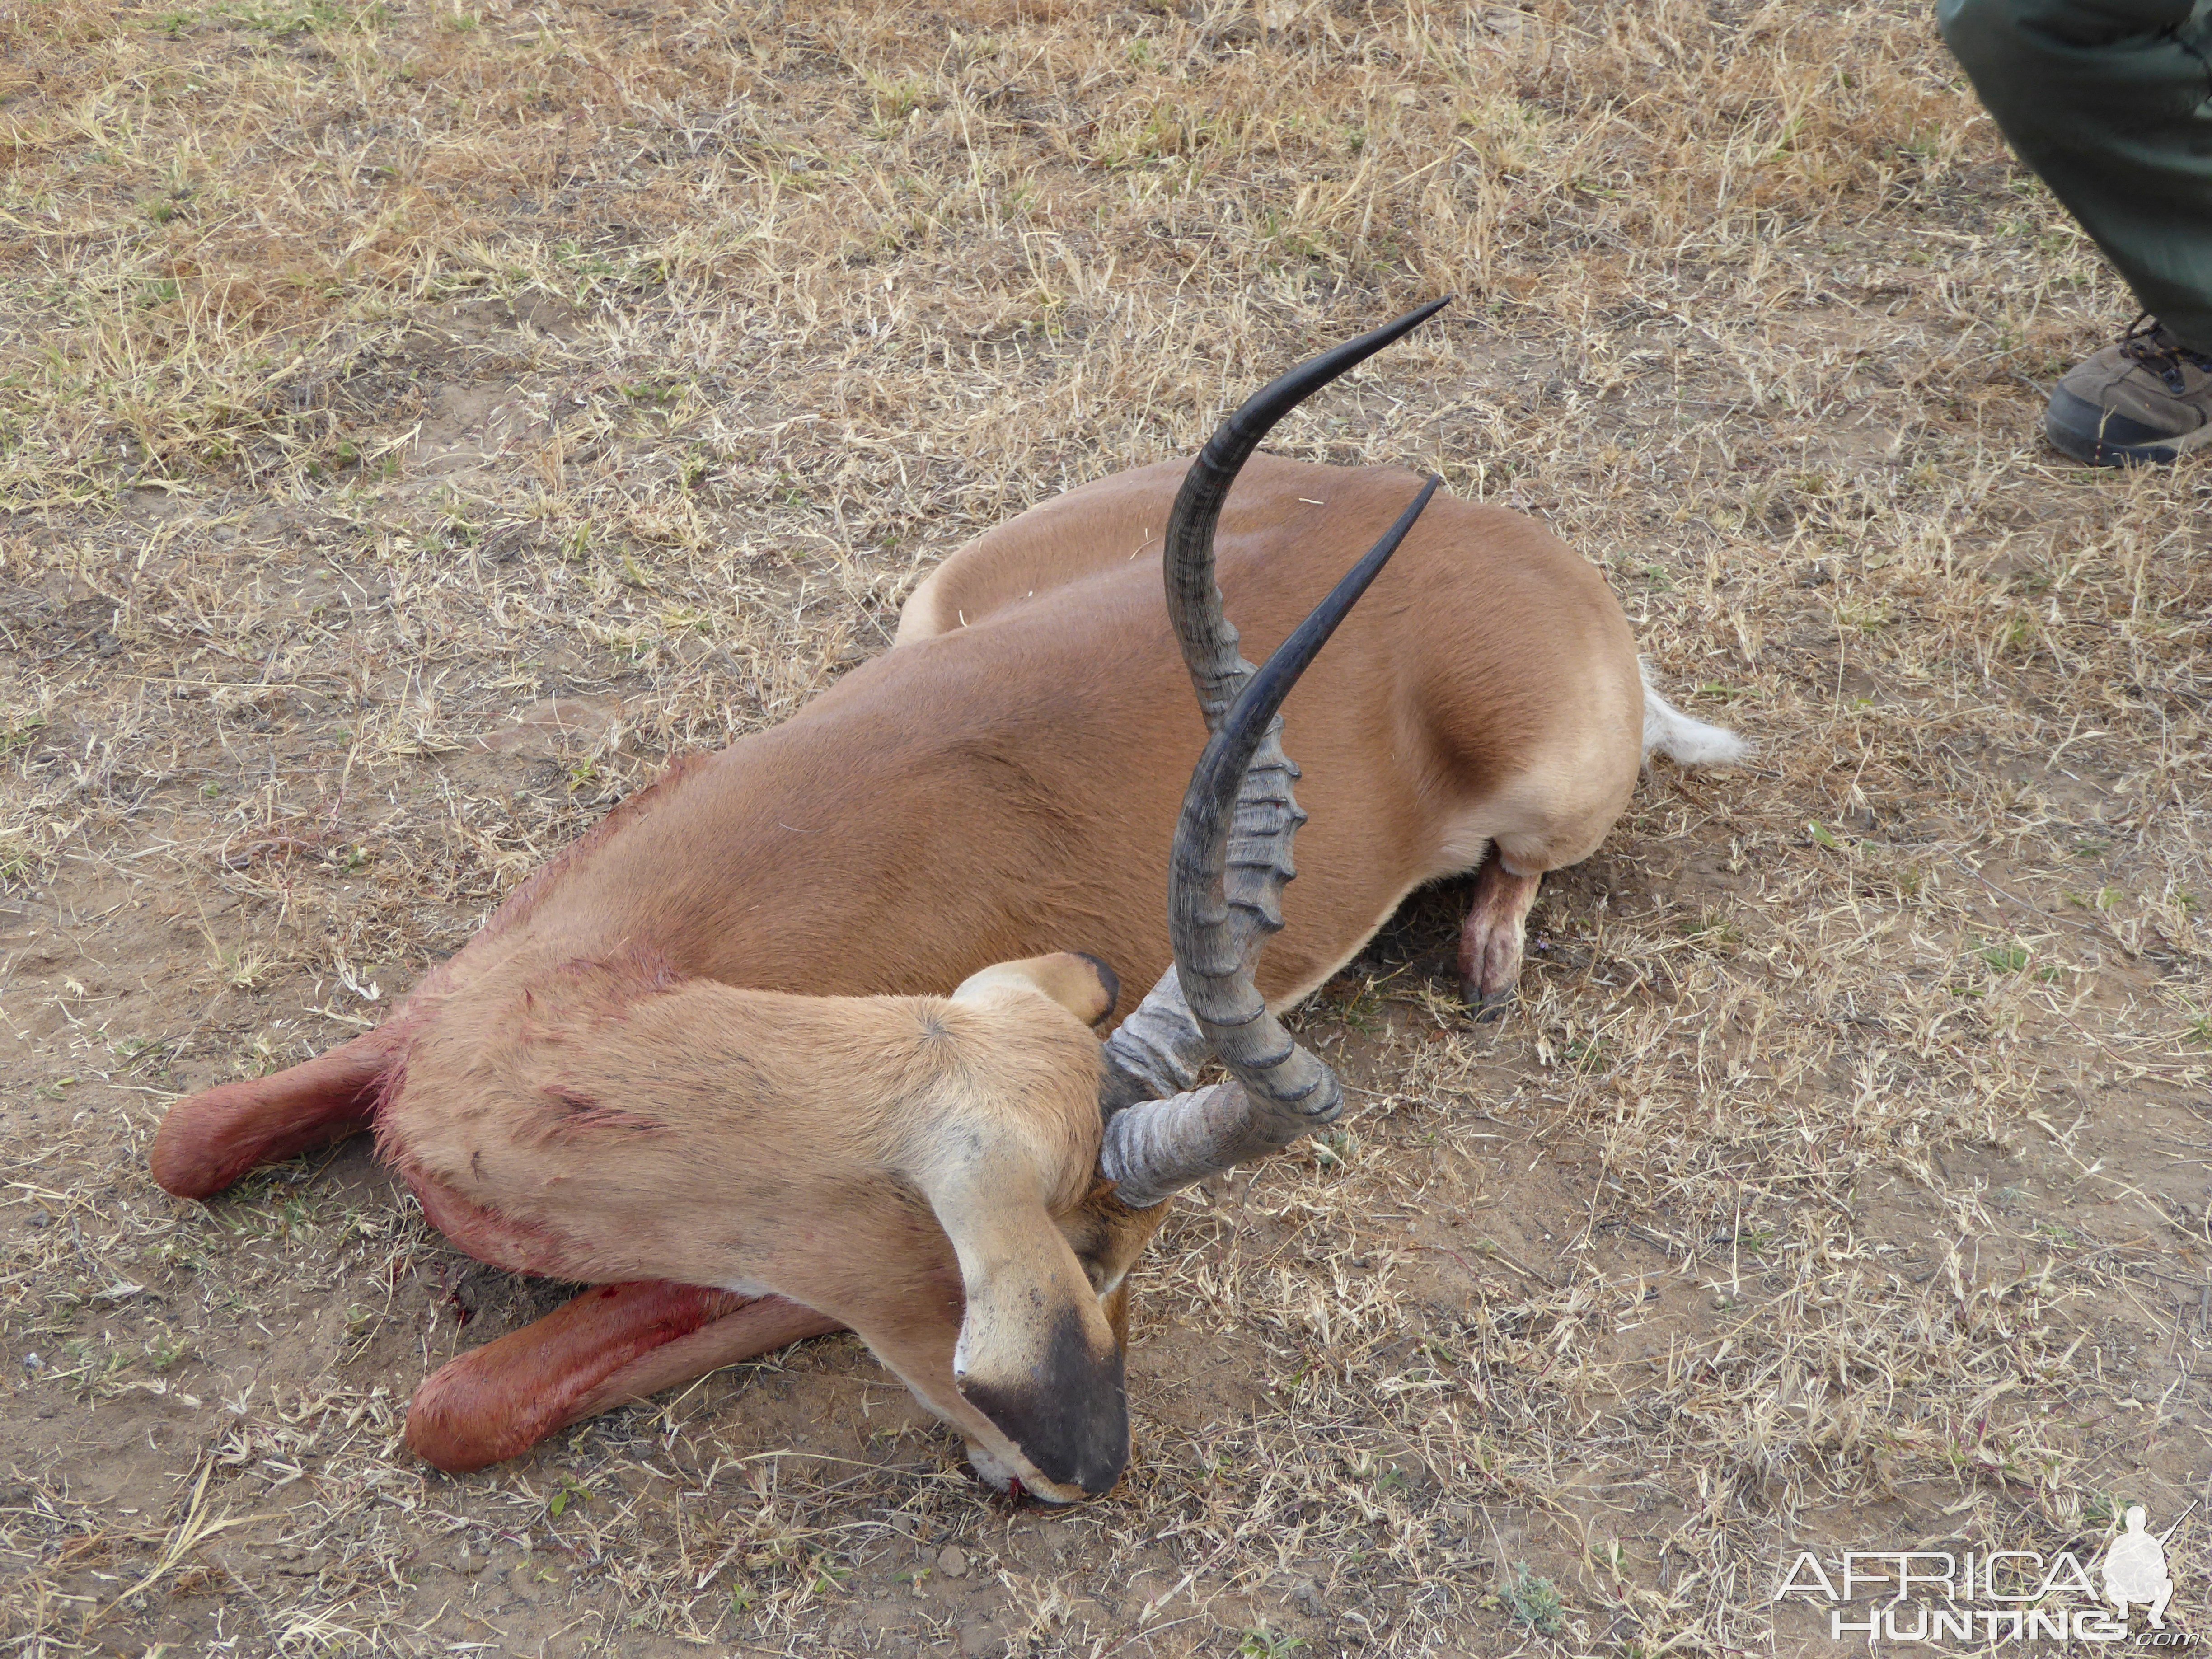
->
<box><xmin>1641</xmin><ymin>662</ymin><xmax>1749</xmax><ymax>767</ymax></box>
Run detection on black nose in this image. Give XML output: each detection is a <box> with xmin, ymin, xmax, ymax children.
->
<box><xmin>959</xmin><ymin>1306</ymin><xmax>1129</xmax><ymax>1495</ymax></box>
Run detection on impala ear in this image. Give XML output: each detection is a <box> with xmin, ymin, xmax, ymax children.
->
<box><xmin>909</xmin><ymin>1153</ymin><xmax>1128</xmax><ymax>1499</ymax></box>
<box><xmin>951</xmin><ymin>952</ymin><xmax>1119</xmax><ymax>1029</ymax></box>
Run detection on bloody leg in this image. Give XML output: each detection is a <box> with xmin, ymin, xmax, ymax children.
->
<box><xmin>406</xmin><ymin>1280</ymin><xmax>844</xmax><ymax>1472</ymax></box>
<box><xmin>150</xmin><ymin>1030</ymin><xmax>398</xmax><ymax>1200</ymax></box>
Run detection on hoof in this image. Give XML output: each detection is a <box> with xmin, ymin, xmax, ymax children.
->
<box><xmin>1462</xmin><ymin>981</ymin><xmax>1515</xmax><ymax>1023</ymax></box>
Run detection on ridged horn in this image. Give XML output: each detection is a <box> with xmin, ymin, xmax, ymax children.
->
<box><xmin>1098</xmin><ymin>300</ymin><xmax>1453</xmax><ymax>1203</ymax></box>
<box><xmin>1103</xmin><ymin>475</ymin><xmax>1441</xmax><ymax>1207</ymax></box>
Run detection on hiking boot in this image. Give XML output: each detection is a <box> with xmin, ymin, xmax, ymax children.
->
<box><xmin>2044</xmin><ymin>315</ymin><xmax>2212</xmax><ymax>467</ymax></box>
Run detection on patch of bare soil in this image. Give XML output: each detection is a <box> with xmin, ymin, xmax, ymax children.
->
<box><xmin>3</xmin><ymin>1</ymin><xmax>2208</xmax><ymax>1655</ymax></box>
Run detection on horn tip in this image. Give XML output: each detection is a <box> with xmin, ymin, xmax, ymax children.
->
<box><xmin>1389</xmin><ymin>295</ymin><xmax>1454</xmax><ymax>337</ymax></box>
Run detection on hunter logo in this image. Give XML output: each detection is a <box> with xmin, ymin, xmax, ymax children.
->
<box><xmin>1775</xmin><ymin>1502</ymin><xmax>2199</xmax><ymax>1648</ymax></box>
<box><xmin>2105</xmin><ymin>1508</ymin><xmax>2179</xmax><ymax>1631</ymax></box>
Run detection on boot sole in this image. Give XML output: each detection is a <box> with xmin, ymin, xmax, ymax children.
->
<box><xmin>2045</xmin><ymin>388</ymin><xmax>2212</xmax><ymax>468</ymax></box>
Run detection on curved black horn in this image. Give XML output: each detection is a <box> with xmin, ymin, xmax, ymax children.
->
<box><xmin>1102</xmin><ymin>478</ymin><xmax>1442</xmax><ymax>1205</ymax></box>
<box><xmin>1098</xmin><ymin>300</ymin><xmax>1453</xmax><ymax>1204</ymax></box>
<box><xmin>1164</xmin><ymin>296</ymin><xmax>1452</xmax><ymax>731</ymax></box>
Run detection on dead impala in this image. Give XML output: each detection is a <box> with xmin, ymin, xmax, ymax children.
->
<box><xmin>150</xmin><ymin>300</ymin><xmax>1741</xmax><ymax>1499</ymax></box>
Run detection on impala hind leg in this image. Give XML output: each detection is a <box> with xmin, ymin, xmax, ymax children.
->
<box><xmin>1457</xmin><ymin>847</ymin><xmax>1545</xmax><ymax>1020</ymax></box>
<box><xmin>406</xmin><ymin>1281</ymin><xmax>843</xmax><ymax>1473</ymax></box>
<box><xmin>150</xmin><ymin>1030</ymin><xmax>398</xmax><ymax>1200</ymax></box>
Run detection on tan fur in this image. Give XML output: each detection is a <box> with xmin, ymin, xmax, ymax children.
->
<box><xmin>151</xmin><ymin>454</ymin><xmax>1649</xmax><ymax>1495</ymax></box>
<box><xmin>380</xmin><ymin>947</ymin><xmax>1116</xmax><ymax>1499</ymax></box>
<box><xmin>895</xmin><ymin>455</ymin><xmax>1643</xmax><ymax>999</ymax></box>
<box><xmin>952</xmin><ymin>953</ymin><xmax>1119</xmax><ymax>1028</ymax></box>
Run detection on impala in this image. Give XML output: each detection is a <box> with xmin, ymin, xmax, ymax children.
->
<box><xmin>151</xmin><ymin>300</ymin><xmax>1740</xmax><ymax>1498</ymax></box>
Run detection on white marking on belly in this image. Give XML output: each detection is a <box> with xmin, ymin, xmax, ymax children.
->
<box><xmin>1437</xmin><ymin>820</ymin><xmax>1496</xmax><ymax>872</ymax></box>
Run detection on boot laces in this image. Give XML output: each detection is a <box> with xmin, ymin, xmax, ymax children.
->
<box><xmin>2119</xmin><ymin>314</ymin><xmax>2212</xmax><ymax>397</ymax></box>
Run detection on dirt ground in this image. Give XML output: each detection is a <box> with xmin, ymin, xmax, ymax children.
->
<box><xmin>2</xmin><ymin>0</ymin><xmax>2208</xmax><ymax>1654</ymax></box>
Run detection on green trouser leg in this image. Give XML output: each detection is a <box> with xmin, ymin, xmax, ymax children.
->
<box><xmin>1938</xmin><ymin>0</ymin><xmax>2212</xmax><ymax>350</ymax></box>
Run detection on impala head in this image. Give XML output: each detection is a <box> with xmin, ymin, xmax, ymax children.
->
<box><xmin>929</xmin><ymin>299</ymin><xmax>1452</xmax><ymax>1501</ymax></box>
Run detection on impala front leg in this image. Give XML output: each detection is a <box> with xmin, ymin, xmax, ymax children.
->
<box><xmin>150</xmin><ymin>1029</ymin><xmax>402</xmax><ymax>1200</ymax></box>
<box><xmin>406</xmin><ymin>1281</ymin><xmax>843</xmax><ymax>1472</ymax></box>
<box><xmin>1457</xmin><ymin>846</ymin><xmax>1543</xmax><ymax>1020</ymax></box>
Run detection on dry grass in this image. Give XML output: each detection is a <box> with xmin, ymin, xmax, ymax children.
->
<box><xmin>2</xmin><ymin>0</ymin><xmax>2208</xmax><ymax>1654</ymax></box>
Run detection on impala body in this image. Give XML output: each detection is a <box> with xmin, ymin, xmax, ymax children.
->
<box><xmin>150</xmin><ymin>305</ymin><xmax>1740</xmax><ymax>1499</ymax></box>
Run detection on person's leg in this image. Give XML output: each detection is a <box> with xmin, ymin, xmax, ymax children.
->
<box><xmin>1940</xmin><ymin>0</ymin><xmax>2212</xmax><ymax>462</ymax></box>
<box><xmin>1940</xmin><ymin>0</ymin><xmax>2212</xmax><ymax>344</ymax></box>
